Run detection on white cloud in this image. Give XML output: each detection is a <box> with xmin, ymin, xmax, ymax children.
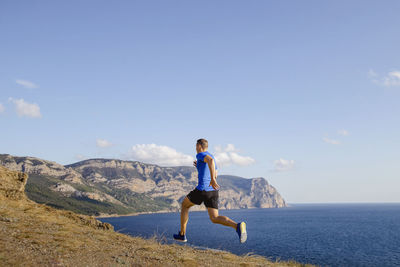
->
<box><xmin>323</xmin><ymin>137</ymin><xmax>341</xmax><ymax>145</ymax></box>
<box><xmin>96</xmin><ymin>139</ymin><xmax>113</xmax><ymax>148</ymax></box>
<box><xmin>369</xmin><ymin>69</ymin><xmax>400</xmax><ymax>87</ymax></box>
<box><xmin>214</xmin><ymin>144</ymin><xmax>255</xmax><ymax>167</ymax></box>
<box><xmin>128</xmin><ymin>144</ymin><xmax>194</xmax><ymax>166</ymax></box>
<box><xmin>16</xmin><ymin>79</ymin><xmax>38</xmax><ymax>89</ymax></box>
<box><xmin>0</xmin><ymin>103</ymin><xmax>5</xmax><ymax>113</ymax></box>
<box><xmin>383</xmin><ymin>71</ymin><xmax>400</xmax><ymax>87</ymax></box>
<box><xmin>337</xmin><ymin>129</ymin><xmax>349</xmax><ymax>136</ymax></box>
<box><xmin>8</xmin><ymin>97</ymin><xmax>42</xmax><ymax>118</ymax></box>
<box><xmin>273</xmin><ymin>158</ymin><xmax>295</xmax><ymax>172</ymax></box>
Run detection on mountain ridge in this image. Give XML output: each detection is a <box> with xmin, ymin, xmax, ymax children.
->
<box><xmin>0</xmin><ymin>153</ymin><xmax>287</xmax><ymax>216</ymax></box>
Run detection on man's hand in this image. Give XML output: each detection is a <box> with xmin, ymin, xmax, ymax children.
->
<box><xmin>193</xmin><ymin>160</ymin><xmax>197</xmax><ymax>167</ymax></box>
<box><xmin>209</xmin><ymin>179</ymin><xmax>220</xmax><ymax>190</ymax></box>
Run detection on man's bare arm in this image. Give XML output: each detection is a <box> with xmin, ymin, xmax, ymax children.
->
<box><xmin>204</xmin><ymin>155</ymin><xmax>216</xmax><ymax>180</ymax></box>
<box><xmin>204</xmin><ymin>155</ymin><xmax>220</xmax><ymax>190</ymax></box>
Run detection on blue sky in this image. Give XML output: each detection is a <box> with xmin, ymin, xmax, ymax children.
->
<box><xmin>1</xmin><ymin>1</ymin><xmax>399</xmax><ymax>203</ymax></box>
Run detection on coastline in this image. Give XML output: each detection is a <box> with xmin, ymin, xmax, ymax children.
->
<box><xmin>94</xmin><ymin>209</ymin><xmax>176</xmax><ymax>219</ymax></box>
<box><xmin>94</xmin><ymin>208</ymin><xmax>213</xmax><ymax>218</ymax></box>
<box><xmin>94</xmin><ymin>206</ymin><xmax>291</xmax><ymax>219</ymax></box>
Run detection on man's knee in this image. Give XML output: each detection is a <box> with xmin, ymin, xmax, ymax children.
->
<box><xmin>181</xmin><ymin>201</ymin><xmax>188</xmax><ymax>209</ymax></box>
<box><xmin>182</xmin><ymin>197</ymin><xmax>193</xmax><ymax>209</ymax></box>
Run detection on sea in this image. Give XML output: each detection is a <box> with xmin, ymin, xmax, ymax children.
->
<box><xmin>98</xmin><ymin>204</ymin><xmax>400</xmax><ymax>267</ymax></box>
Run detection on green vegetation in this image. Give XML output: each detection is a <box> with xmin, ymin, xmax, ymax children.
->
<box><xmin>107</xmin><ymin>187</ymin><xmax>171</xmax><ymax>212</ymax></box>
<box><xmin>25</xmin><ymin>174</ymin><xmax>171</xmax><ymax>216</ymax></box>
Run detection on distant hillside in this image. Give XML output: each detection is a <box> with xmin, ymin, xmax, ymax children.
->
<box><xmin>0</xmin><ymin>154</ymin><xmax>287</xmax><ymax>216</ymax></box>
<box><xmin>0</xmin><ymin>165</ymin><xmax>305</xmax><ymax>267</ymax></box>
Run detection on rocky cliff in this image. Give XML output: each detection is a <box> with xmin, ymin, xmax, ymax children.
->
<box><xmin>0</xmin><ymin>165</ymin><xmax>28</xmax><ymax>201</ymax></box>
<box><xmin>0</xmin><ymin>154</ymin><xmax>287</xmax><ymax>216</ymax></box>
<box><xmin>0</xmin><ymin>165</ymin><xmax>113</xmax><ymax>230</ymax></box>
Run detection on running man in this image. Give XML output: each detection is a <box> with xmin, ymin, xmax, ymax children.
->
<box><xmin>173</xmin><ymin>138</ymin><xmax>247</xmax><ymax>243</ymax></box>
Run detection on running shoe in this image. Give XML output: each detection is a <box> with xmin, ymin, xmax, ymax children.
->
<box><xmin>236</xmin><ymin>222</ymin><xmax>247</xmax><ymax>243</ymax></box>
<box><xmin>173</xmin><ymin>231</ymin><xmax>187</xmax><ymax>242</ymax></box>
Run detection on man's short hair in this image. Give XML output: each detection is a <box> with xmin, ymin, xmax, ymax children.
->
<box><xmin>197</xmin><ymin>138</ymin><xmax>208</xmax><ymax>149</ymax></box>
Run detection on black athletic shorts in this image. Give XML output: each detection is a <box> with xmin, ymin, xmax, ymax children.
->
<box><xmin>186</xmin><ymin>188</ymin><xmax>219</xmax><ymax>209</ymax></box>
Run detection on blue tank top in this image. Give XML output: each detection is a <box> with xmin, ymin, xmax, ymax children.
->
<box><xmin>196</xmin><ymin>151</ymin><xmax>218</xmax><ymax>191</ymax></box>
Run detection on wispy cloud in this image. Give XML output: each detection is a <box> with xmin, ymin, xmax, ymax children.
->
<box><xmin>272</xmin><ymin>158</ymin><xmax>295</xmax><ymax>172</ymax></box>
<box><xmin>369</xmin><ymin>69</ymin><xmax>400</xmax><ymax>87</ymax></box>
<box><xmin>16</xmin><ymin>79</ymin><xmax>38</xmax><ymax>89</ymax></box>
<box><xmin>383</xmin><ymin>71</ymin><xmax>400</xmax><ymax>87</ymax></box>
<box><xmin>0</xmin><ymin>103</ymin><xmax>5</xmax><ymax>113</ymax></box>
<box><xmin>127</xmin><ymin>143</ymin><xmax>194</xmax><ymax>166</ymax></box>
<box><xmin>323</xmin><ymin>137</ymin><xmax>341</xmax><ymax>145</ymax></box>
<box><xmin>96</xmin><ymin>139</ymin><xmax>113</xmax><ymax>148</ymax></box>
<box><xmin>337</xmin><ymin>129</ymin><xmax>349</xmax><ymax>136</ymax></box>
<box><xmin>8</xmin><ymin>97</ymin><xmax>42</xmax><ymax>118</ymax></box>
<box><xmin>214</xmin><ymin>144</ymin><xmax>255</xmax><ymax>167</ymax></box>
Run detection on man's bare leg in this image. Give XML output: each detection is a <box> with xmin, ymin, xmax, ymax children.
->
<box><xmin>207</xmin><ymin>208</ymin><xmax>237</xmax><ymax>229</ymax></box>
<box><xmin>180</xmin><ymin>196</ymin><xmax>195</xmax><ymax>235</ymax></box>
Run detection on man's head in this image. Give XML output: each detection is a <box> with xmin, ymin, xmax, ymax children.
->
<box><xmin>196</xmin><ymin>138</ymin><xmax>208</xmax><ymax>153</ymax></box>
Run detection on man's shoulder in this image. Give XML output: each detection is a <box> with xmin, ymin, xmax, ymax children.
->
<box><xmin>206</xmin><ymin>151</ymin><xmax>215</xmax><ymax>158</ymax></box>
<box><xmin>197</xmin><ymin>151</ymin><xmax>211</xmax><ymax>157</ymax></box>
<box><xmin>196</xmin><ymin>151</ymin><xmax>215</xmax><ymax>161</ymax></box>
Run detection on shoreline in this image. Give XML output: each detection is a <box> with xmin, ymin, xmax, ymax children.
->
<box><xmin>94</xmin><ymin>209</ymin><xmax>176</xmax><ymax>219</ymax></box>
<box><xmin>94</xmin><ymin>206</ymin><xmax>290</xmax><ymax>219</ymax></box>
<box><xmin>94</xmin><ymin>208</ymin><xmax>215</xmax><ymax>218</ymax></box>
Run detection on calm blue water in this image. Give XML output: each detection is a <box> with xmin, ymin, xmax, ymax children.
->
<box><xmin>98</xmin><ymin>204</ymin><xmax>400</xmax><ymax>267</ymax></box>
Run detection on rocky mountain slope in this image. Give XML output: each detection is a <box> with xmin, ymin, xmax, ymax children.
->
<box><xmin>0</xmin><ymin>165</ymin><xmax>304</xmax><ymax>267</ymax></box>
<box><xmin>0</xmin><ymin>154</ymin><xmax>287</xmax><ymax>216</ymax></box>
